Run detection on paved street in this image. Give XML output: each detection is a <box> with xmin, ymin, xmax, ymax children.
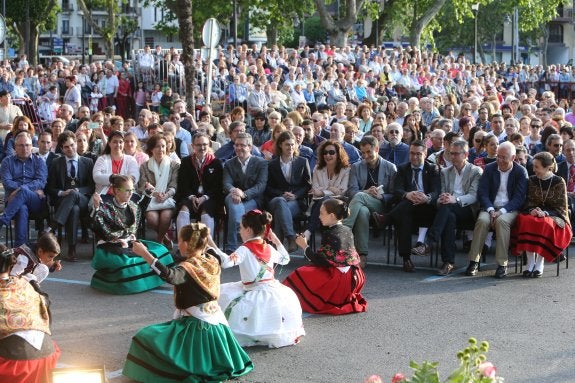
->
<box><xmin>34</xmin><ymin>230</ymin><xmax>575</xmax><ymax>383</ymax></box>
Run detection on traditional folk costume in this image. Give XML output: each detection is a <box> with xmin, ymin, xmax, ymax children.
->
<box><xmin>91</xmin><ymin>198</ymin><xmax>174</xmax><ymax>294</ymax></box>
<box><xmin>10</xmin><ymin>243</ymin><xmax>53</xmax><ymax>283</ymax></box>
<box><xmin>0</xmin><ymin>277</ymin><xmax>60</xmax><ymax>382</ymax></box>
<box><xmin>123</xmin><ymin>251</ymin><xmax>253</xmax><ymax>383</ymax></box>
<box><xmin>512</xmin><ymin>174</ymin><xmax>572</xmax><ymax>262</ymax></box>
<box><xmin>218</xmin><ymin>238</ymin><xmax>305</xmax><ymax>348</ymax></box>
<box><xmin>283</xmin><ymin>223</ymin><xmax>368</xmax><ymax>315</ymax></box>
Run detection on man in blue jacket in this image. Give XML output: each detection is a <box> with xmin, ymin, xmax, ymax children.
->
<box><xmin>465</xmin><ymin>142</ymin><xmax>528</xmax><ymax>278</ymax></box>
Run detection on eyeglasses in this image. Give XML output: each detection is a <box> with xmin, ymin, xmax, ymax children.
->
<box><xmin>388</xmin><ymin>130</ymin><xmax>400</xmax><ymax>134</ymax></box>
<box><xmin>450</xmin><ymin>151</ymin><xmax>465</xmax><ymax>156</ymax></box>
<box><xmin>116</xmin><ymin>187</ymin><xmax>134</xmax><ymax>193</ymax></box>
<box><xmin>323</xmin><ymin>150</ymin><xmax>337</xmax><ymax>156</ymax></box>
<box><xmin>552</xmin><ymin>143</ymin><xmax>563</xmax><ymax>148</ymax></box>
<box><xmin>530</xmin><ymin>124</ymin><xmax>541</xmax><ymax>128</ymax></box>
<box><xmin>297</xmin><ymin>105</ymin><xmax>305</xmax><ymax>109</ymax></box>
<box><xmin>312</xmin><ymin>119</ymin><xmax>320</xmax><ymax>123</ymax></box>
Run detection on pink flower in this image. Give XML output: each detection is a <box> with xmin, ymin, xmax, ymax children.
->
<box><xmin>391</xmin><ymin>373</ymin><xmax>407</xmax><ymax>383</ymax></box>
<box><xmin>364</xmin><ymin>375</ymin><xmax>383</xmax><ymax>383</ymax></box>
<box><xmin>478</xmin><ymin>362</ymin><xmax>497</xmax><ymax>378</ymax></box>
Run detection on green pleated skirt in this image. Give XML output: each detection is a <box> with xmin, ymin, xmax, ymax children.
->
<box><xmin>123</xmin><ymin>316</ymin><xmax>253</xmax><ymax>383</ymax></box>
<box><xmin>90</xmin><ymin>239</ymin><xmax>174</xmax><ymax>295</ymax></box>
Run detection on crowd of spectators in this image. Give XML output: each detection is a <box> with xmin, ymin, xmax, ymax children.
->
<box><xmin>0</xmin><ymin>43</ymin><xmax>573</xmax><ymax>276</ymax></box>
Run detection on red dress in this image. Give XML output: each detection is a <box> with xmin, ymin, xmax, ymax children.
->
<box><xmin>283</xmin><ymin>224</ymin><xmax>367</xmax><ymax>315</ymax></box>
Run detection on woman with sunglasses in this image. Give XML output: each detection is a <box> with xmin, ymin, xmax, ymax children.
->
<box><xmin>467</xmin><ymin>127</ymin><xmax>486</xmax><ymax>163</ymax></box>
<box><xmin>303</xmin><ymin>140</ymin><xmax>350</xmax><ymax>242</ymax></box>
<box><xmin>90</xmin><ymin>174</ymin><xmax>174</xmax><ymax>294</ymax></box>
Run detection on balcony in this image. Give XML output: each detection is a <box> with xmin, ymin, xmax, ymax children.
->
<box><xmin>552</xmin><ymin>7</ymin><xmax>574</xmax><ymax>23</ymax></box>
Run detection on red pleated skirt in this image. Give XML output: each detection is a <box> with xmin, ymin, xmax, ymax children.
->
<box><xmin>0</xmin><ymin>342</ymin><xmax>60</xmax><ymax>383</ymax></box>
<box><xmin>511</xmin><ymin>213</ymin><xmax>572</xmax><ymax>262</ymax></box>
<box><xmin>283</xmin><ymin>265</ymin><xmax>367</xmax><ymax>315</ymax></box>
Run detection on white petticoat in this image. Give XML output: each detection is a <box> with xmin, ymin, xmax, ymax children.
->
<box><xmin>218</xmin><ymin>279</ymin><xmax>305</xmax><ymax>348</ymax></box>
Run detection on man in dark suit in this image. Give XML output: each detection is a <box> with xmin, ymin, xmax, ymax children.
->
<box><xmin>372</xmin><ymin>140</ymin><xmax>440</xmax><ymax>272</ymax></box>
<box><xmin>37</xmin><ymin>130</ymin><xmax>59</xmax><ymax>170</ymax></box>
<box><xmin>223</xmin><ymin>132</ymin><xmax>268</xmax><ymax>252</ymax></box>
<box><xmin>465</xmin><ymin>142</ymin><xmax>528</xmax><ymax>278</ymax></box>
<box><xmin>265</xmin><ymin>131</ymin><xmax>311</xmax><ymax>252</ymax></box>
<box><xmin>175</xmin><ymin>132</ymin><xmax>224</xmax><ymax>236</ymax></box>
<box><xmin>556</xmin><ymin>139</ymin><xmax>575</xmax><ymax>223</ymax></box>
<box><xmin>47</xmin><ymin>131</ymin><xmax>95</xmax><ymax>261</ymax></box>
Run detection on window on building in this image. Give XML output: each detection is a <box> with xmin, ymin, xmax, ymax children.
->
<box><xmin>62</xmin><ymin>20</ymin><xmax>70</xmax><ymax>35</ymax></box>
<box><xmin>549</xmin><ymin>24</ymin><xmax>563</xmax><ymax>43</ymax></box>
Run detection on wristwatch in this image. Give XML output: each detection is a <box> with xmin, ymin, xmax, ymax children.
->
<box><xmin>456</xmin><ymin>197</ymin><xmax>461</xmax><ymax>206</ymax></box>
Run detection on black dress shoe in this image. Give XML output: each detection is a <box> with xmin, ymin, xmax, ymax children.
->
<box><xmin>553</xmin><ymin>253</ymin><xmax>566</xmax><ymax>263</ymax></box>
<box><xmin>531</xmin><ymin>270</ymin><xmax>543</xmax><ymax>278</ymax></box>
<box><xmin>465</xmin><ymin>261</ymin><xmax>479</xmax><ymax>276</ymax></box>
<box><xmin>494</xmin><ymin>265</ymin><xmax>507</xmax><ymax>279</ymax></box>
<box><xmin>403</xmin><ymin>258</ymin><xmax>415</xmax><ymax>273</ymax></box>
<box><xmin>522</xmin><ymin>270</ymin><xmax>533</xmax><ymax>278</ymax></box>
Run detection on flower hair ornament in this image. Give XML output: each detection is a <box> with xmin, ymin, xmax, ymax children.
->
<box><xmin>188</xmin><ymin>222</ymin><xmax>208</xmax><ymax>248</ymax></box>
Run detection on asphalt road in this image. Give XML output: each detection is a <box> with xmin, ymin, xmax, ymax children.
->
<box><xmin>42</xmin><ymin>233</ymin><xmax>575</xmax><ymax>383</ymax></box>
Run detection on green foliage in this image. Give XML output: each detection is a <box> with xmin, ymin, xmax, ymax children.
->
<box><xmin>287</xmin><ymin>16</ymin><xmax>326</xmax><ymax>47</ymax></box>
<box><xmin>395</xmin><ymin>338</ymin><xmax>503</xmax><ymax>383</ymax></box>
<box><xmin>5</xmin><ymin>0</ymin><xmax>58</xmax><ymax>31</ymax></box>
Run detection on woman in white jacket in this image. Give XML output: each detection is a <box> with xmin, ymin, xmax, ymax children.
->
<box><xmin>93</xmin><ymin>130</ymin><xmax>140</xmax><ymax>195</ymax></box>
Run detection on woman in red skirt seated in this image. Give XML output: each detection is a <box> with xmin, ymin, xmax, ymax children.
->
<box><xmin>512</xmin><ymin>151</ymin><xmax>572</xmax><ymax>277</ymax></box>
<box><xmin>283</xmin><ymin>198</ymin><xmax>368</xmax><ymax>315</ymax></box>
<box><xmin>0</xmin><ymin>247</ymin><xmax>60</xmax><ymax>383</ymax></box>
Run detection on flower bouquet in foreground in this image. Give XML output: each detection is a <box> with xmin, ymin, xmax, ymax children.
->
<box><xmin>366</xmin><ymin>338</ymin><xmax>504</xmax><ymax>383</ymax></box>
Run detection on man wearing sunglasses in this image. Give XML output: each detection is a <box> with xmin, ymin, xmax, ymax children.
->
<box><xmin>545</xmin><ymin>134</ymin><xmax>565</xmax><ymax>163</ymax></box>
<box><xmin>379</xmin><ymin>122</ymin><xmax>409</xmax><ymax>166</ymax></box>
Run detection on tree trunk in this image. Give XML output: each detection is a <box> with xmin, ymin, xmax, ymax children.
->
<box><xmin>541</xmin><ymin>25</ymin><xmax>549</xmax><ymax>67</ymax></box>
<box><xmin>29</xmin><ymin>27</ymin><xmax>39</xmax><ymax>66</ymax></box>
<box><xmin>330</xmin><ymin>30</ymin><xmax>349</xmax><ymax>47</ymax></box>
<box><xmin>174</xmin><ymin>0</ymin><xmax>195</xmax><ymax>111</ymax></box>
<box><xmin>266</xmin><ymin>24</ymin><xmax>278</xmax><ymax>46</ymax></box>
<box><xmin>409</xmin><ymin>0</ymin><xmax>447</xmax><ymax>48</ymax></box>
<box><xmin>314</xmin><ymin>0</ymin><xmax>366</xmax><ymax>48</ymax></box>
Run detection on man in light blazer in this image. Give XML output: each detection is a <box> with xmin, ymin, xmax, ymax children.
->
<box><xmin>344</xmin><ymin>135</ymin><xmax>397</xmax><ymax>267</ymax></box>
<box><xmin>47</xmin><ymin>131</ymin><xmax>95</xmax><ymax>261</ymax></box>
<box><xmin>223</xmin><ymin>132</ymin><xmax>268</xmax><ymax>252</ymax></box>
<box><xmin>465</xmin><ymin>142</ymin><xmax>527</xmax><ymax>278</ymax></box>
<box><xmin>426</xmin><ymin>139</ymin><xmax>483</xmax><ymax>275</ymax></box>
<box><xmin>265</xmin><ymin>131</ymin><xmax>311</xmax><ymax>253</ymax></box>
<box><xmin>372</xmin><ymin>140</ymin><xmax>440</xmax><ymax>272</ymax></box>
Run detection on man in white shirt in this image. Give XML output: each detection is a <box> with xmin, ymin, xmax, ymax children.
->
<box><xmin>0</xmin><ymin>90</ymin><xmax>23</xmax><ymax>140</ymax></box>
<box><xmin>465</xmin><ymin>142</ymin><xmax>528</xmax><ymax>278</ymax></box>
<box><xmin>104</xmin><ymin>69</ymin><xmax>119</xmax><ymax>109</ymax></box>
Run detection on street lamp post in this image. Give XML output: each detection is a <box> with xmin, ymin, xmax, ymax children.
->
<box><xmin>471</xmin><ymin>3</ymin><xmax>479</xmax><ymax>64</ymax></box>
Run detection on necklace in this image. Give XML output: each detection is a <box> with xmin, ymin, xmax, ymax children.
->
<box><xmin>538</xmin><ymin>176</ymin><xmax>553</xmax><ymax>205</ymax></box>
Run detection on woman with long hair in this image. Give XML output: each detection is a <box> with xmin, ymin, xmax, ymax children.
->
<box><xmin>92</xmin><ymin>130</ymin><xmax>140</xmax><ymax>195</ymax></box>
<box><xmin>123</xmin><ymin>131</ymin><xmax>149</xmax><ymax>166</ymax></box>
<box><xmin>303</xmin><ymin>140</ymin><xmax>350</xmax><ymax>241</ymax></box>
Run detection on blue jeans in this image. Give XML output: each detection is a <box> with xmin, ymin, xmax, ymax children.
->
<box><xmin>268</xmin><ymin>197</ymin><xmax>300</xmax><ymax>240</ymax></box>
<box><xmin>1</xmin><ymin>188</ymin><xmax>45</xmax><ymax>246</ymax></box>
<box><xmin>225</xmin><ymin>195</ymin><xmax>258</xmax><ymax>252</ymax></box>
